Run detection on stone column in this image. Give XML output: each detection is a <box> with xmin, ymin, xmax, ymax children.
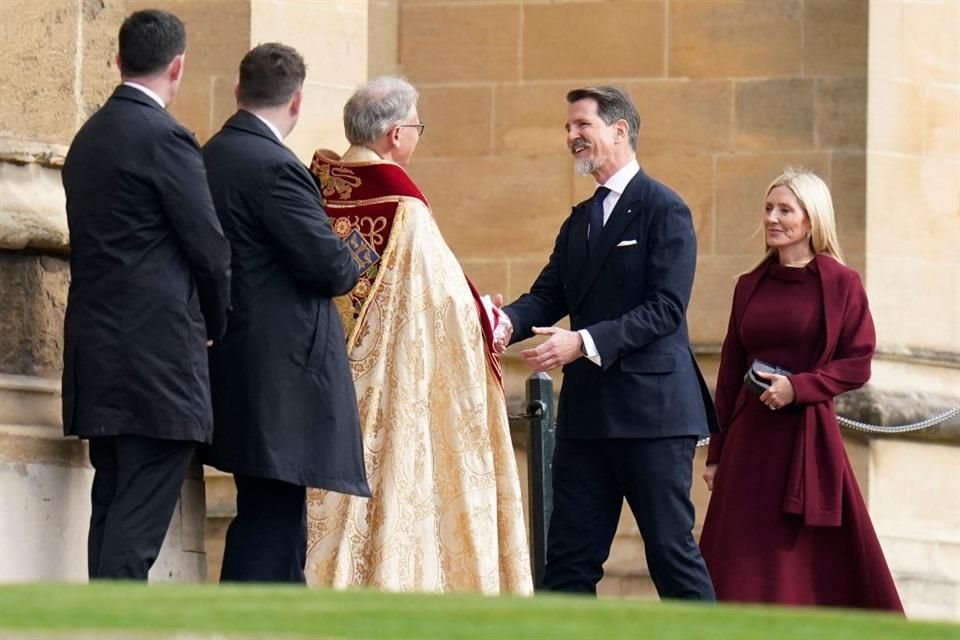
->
<box><xmin>863</xmin><ymin>0</ymin><xmax>960</xmax><ymax>620</ymax></box>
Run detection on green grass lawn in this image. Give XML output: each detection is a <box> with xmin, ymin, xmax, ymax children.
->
<box><xmin>0</xmin><ymin>583</ymin><xmax>956</xmax><ymax>640</ymax></box>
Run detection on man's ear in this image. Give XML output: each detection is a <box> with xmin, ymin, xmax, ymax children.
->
<box><xmin>289</xmin><ymin>88</ymin><xmax>304</xmax><ymax>117</ymax></box>
<box><xmin>168</xmin><ymin>53</ymin><xmax>185</xmax><ymax>83</ymax></box>
<box><xmin>115</xmin><ymin>52</ymin><xmax>123</xmax><ymax>76</ymax></box>
<box><xmin>616</xmin><ymin>118</ymin><xmax>629</xmax><ymax>143</ymax></box>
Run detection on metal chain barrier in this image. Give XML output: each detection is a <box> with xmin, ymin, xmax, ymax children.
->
<box><xmin>837</xmin><ymin>406</ymin><xmax>960</xmax><ymax>434</ymax></box>
<box><xmin>696</xmin><ymin>405</ymin><xmax>960</xmax><ymax>447</ymax></box>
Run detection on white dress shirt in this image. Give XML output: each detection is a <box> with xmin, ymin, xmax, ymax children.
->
<box><xmin>579</xmin><ymin>159</ymin><xmax>641</xmax><ymax>366</ymax></box>
<box><xmin>251</xmin><ymin>112</ymin><xmax>284</xmax><ymax>143</ymax></box>
<box><xmin>122</xmin><ymin>81</ymin><xmax>165</xmax><ymax>108</ymax></box>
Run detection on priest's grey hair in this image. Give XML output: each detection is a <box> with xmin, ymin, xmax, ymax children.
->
<box><xmin>344</xmin><ymin>76</ymin><xmax>419</xmax><ymax>145</ymax></box>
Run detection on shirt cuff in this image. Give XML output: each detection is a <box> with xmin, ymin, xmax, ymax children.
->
<box><xmin>578</xmin><ymin>329</ymin><xmax>601</xmax><ymax>366</ymax></box>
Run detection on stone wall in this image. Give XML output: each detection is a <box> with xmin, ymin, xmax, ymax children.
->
<box><xmin>865</xmin><ymin>0</ymin><xmax>959</xmax><ymax>358</ymax></box>
<box><xmin>1</xmin><ymin>0</ymin><xmax>957</xmax><ymax>618</ymax></box>
<box><xmin>861</xmin><ymin>0</ymin><xmax>960</xmax><ymax>620</ymax></box>
<box><xmin>389</xmin><ymin>0</ymin><xmax>868</xmax><ymax>347</ymax></box>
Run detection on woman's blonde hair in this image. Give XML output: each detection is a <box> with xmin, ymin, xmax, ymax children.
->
<box><xmin>749</xmin><ymin>167</ymin><xmax>845</xmax><ymax>271</ymax></box>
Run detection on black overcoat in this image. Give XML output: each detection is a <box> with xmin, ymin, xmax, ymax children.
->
<box><xmin>60</xmin><ymin>84</ymin><xmax>231</xmax><ymax>442</ymax></box>
<box><xmin>202</xmin><ymin>111</ymin><xmax>369</xmax><ymax>496</ymax></box>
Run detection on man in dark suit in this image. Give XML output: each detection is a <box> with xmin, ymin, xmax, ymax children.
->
<box><xmin>60</xmin><ymin>10</ymin><xmax>231</xmax><ymax>580</ymax></box>
<box><xmin>496</xmin><ymin>86</ymin><xmax>717</xmax><ymax>599</ymax></box>
<box><xmin>202</xmin><ymin>43</ymin><xmax>369</xmax><ymax>583</ymax></box>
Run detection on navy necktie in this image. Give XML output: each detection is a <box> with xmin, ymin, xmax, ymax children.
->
<box><xmin>588</xmin><ymin>186</ymin><xmax>611</xmax><ymax>256</ymax></box>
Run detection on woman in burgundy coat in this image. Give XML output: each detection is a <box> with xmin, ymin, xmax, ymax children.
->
<box><xmin>698</xmin><ymin>168</ymin><xmax>903</xmax><ymax>612</ymax></box>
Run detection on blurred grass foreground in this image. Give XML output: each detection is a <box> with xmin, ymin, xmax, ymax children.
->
<box><xmin>0</xmin><ymin>583</ymin><xmax>958</xmax><ymax>639</ymax></box>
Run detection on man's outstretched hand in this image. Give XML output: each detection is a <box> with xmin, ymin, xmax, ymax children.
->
<box><xmin>520</xmin><ymin>326</ymin><xmax>583</xmax><ymax>372</ymax></box>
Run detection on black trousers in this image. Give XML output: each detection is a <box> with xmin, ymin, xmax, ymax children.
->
<box><xmin>87</xmin><ymin>435</ymin><xmax>195</xmax><ymax>580</ymax></box>
<box><xmin>220</xmin><ymin>474</ymin><xmax>307</xmax><ymax>584</ymax></box>
<box><xmin>543</xmin><ymin>436</ymin><xmax>715</xmax><ymax>600</ymax></box>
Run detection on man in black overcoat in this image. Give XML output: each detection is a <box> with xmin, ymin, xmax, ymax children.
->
<box><xmin>496</xmin><ymin>86</ymin><xmax>717</xmax><ymax>599</ymax></box>
<box><xmin>202</xmin><ymin>43</ymin><xmax>368</xmax><ymax>583</ymax></box>
<box><xmin>60</xmin><ymin>10</ymin><xmax>231</xmax><ymax>580</ymax></box>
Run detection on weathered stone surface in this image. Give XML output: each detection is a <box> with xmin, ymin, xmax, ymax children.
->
<box><xmin>0</xmin><ymin>1</ymin><xmax>80</xmax><ymax>142</ymax></box>
<box><xmin>629</xmin><ymin>80</ymin><xmax>734</xmax><ymax>155</ymax></box>
<box><xmin>408</xmin><ymin>155</ymin><xmax>572</xmax><ymax>260</ymax></box>
<box><xmin>903</xmin><ymin>0</ymin><xmax>960</xmax><ymax>85</ymax></box>
<box><xmin>735</xmin><ymin>78</ymin><xmax>816</xmax><ymax>151</ymax></box>
<box><xmin>400</xmin><ymin>3</ymin><xmax>521</xmax><ymax>83</ymax></box>
<box><xmin>416</xmin><ymin>86</ymin><xmax>494</xmax><ymax>159</ymax></box>
<box><xmin>78</xmin><ymin>0</ymin><xmax>128</xmax><ymax>122</ymax></box>
<box><xmin>828</xmin><ymin>152</ymin><xmax>866</xmax><ymax>259</ymax></box>
<box><xmin>816</xmin><ymin>77</ymin><xmax>867</xmax><ymax>150</ymax></box>
<box><xmin>669</xmin><ymin>0</ymin><xmax>803</xmax><ymax>78</ymax></box>
<box><xmin>369</xmin><ymin>0</ymin><xmax>400</xmax><ymax>76</ymax></box>
<box><xmin>0</xmin><ymin>252</ymin><xmax>69</xmax><ymax>377</ymax></box>
<box><xmin>493</xmin><ymin>84</ymin><xmax>571</xmax><ymax>157</ymax></box>
<box><xmin>460</xmin><ymin>259</ymin><xmax>508</xmax><ymax>302</ymax></box>
<box><xmin>866</xmin><ymin>154</ymin><xmax>959</xmax><ymax>260</ymax></box>
<box><xmin>523</xmin><ymin>1</ymin><xmax>665</xmax><ymax>81</ymax></box>
<box><xmin>0</xmin><ymin>158</ymin><xmax>69</xmax><ymax>253</ymax></box>
<box><xmin>867</xmin><ymin>78</ymin><xmax>924</xmax><ymax>156</ymax></box>
<box><xmin>867</xmin><ymin>256</ymin><xmax>959</xmax><ymax>354</ymax></box>
<box><xmin>803</xmin><ymin>0</ymin><xmax>868</xmax><ymax>76</ymax></box>
<box><xmin>924</xmin><ymin>84</ymin><xmax>960</xmax><ymax>157</ymax></box>
<box><xmin>0</xmin><ymin>373</ymin><xmax>61</xmax><ymax>434</ymax></box>
<box><xmin>272</xmin><ymin>0</ymin><xmax>366</xmax><ymax>87</ymax></box>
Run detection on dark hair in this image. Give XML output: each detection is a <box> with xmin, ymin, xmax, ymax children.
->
<box><xmin>566</xmin><ymin>86</ymin><xmax>641</xmax><ymax>150</ymax></box>
<box><xmin>237</xmin><ymin>43</ymin><xmax>306</xmax><ymax>109</ymax></box>
<box><xmin>118</xmin><ymin>10</ymin><xmax>186</xmax><ymax>77</ymax></box>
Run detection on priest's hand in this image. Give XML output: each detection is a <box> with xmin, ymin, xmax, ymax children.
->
<box><xmin>492</xmin><ymin>293</ymin><xmax>512</xmax><ymax>354</ymax></box>
<box><xmin>702</xmin><ymin>463</ymin><xmax>718</xmax><ymax>491</ymax></box>
<box><xmin>757</xmin><ymin>371</ymin><xmax>796</xmax><ymax>411</ymax></box>
<box><xmin>520</xmin><ymin>326</ymin><xmax>582</xmax><ymax>372</ymax></box>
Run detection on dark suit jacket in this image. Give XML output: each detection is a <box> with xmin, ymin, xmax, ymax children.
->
<box><xmin>504</xmin><ymin>168</ymin><xmax>717</xmax><ymax>439</ymax></box>
<box><xmin>202</xmin><ymin>110</ymin><xmax>369</xmax><ymax>496</ymax></box>
<box><xmin>61</xmin><ymin>84</ymin><xmax>231</xmax><ymax>442</ymax></box>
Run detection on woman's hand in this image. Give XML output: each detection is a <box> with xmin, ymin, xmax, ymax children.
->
<box><xmin>757</xmin><ymin>372</ymin><xmax>796</xmax><ymax>411</ymax></box>
<box><xmin>703</xmin><ymin>463</ymin><xmax>718</xmax><ymax>491</ymax></box>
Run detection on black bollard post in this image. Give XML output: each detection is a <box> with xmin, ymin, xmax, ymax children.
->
<box><xmin>526</xmin><ymin>372</ymin><xmax>555</xmax><ymax>591</ymax></box>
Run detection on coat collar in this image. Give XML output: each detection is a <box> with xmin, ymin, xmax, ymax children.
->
<box><xmin>735</xmin><ymin>253</ymin><xmax>847</xmax><ymax>367</ymax></box>
<box><xmin>111</xmin><ymin>84</ymin><xmax>169</xmax><ymax>114</ymax></box>
<box><xmin>222</xmin><ymin>110</ymin><xmax>288</xmax><ymax>150</ymax></box>
<box><xmin>573</xmin><ymin>168</ymin><xmax>648</xmax><ymax>306</ymax></box>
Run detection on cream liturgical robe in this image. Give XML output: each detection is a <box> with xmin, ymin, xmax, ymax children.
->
<box><xmin>305</xmin><ymin>146</ymin><xmax>532</xmax><ymax>594</ymax></box>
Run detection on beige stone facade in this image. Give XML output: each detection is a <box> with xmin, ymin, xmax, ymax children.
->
<box><xmin>0</xmin><ymin>0</ymin><xmax>957</xmax><ymax>621</ymax></box>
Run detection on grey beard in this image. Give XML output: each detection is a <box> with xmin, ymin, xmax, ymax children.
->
<box><xmin>574</xmin><ymin>157</ymin><xmax>602</xmax><ymax>176</ymax></box>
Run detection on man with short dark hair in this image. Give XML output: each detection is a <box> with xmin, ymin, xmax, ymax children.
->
<box><xmin>61</xmin><ymin>9</ymin><xmax>230</xmax><ymax>580</ymax></box>
<box><xmin>202</xmin><ymin>43</ymin><xmax>368</xmax><ymax>583</ymax></box>
<box><xmin>496</xmin><ymin>85</ymin><xmax>717</xmax><ymax>599</ymax></box>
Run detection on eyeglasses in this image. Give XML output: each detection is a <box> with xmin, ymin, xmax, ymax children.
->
<box><xmin>397</xmin><ymin>123</ymin><xmax>425</xmax><ymax>137</ymax></box>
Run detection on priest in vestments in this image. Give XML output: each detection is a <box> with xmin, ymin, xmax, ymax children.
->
<box><xmin>304</xmin><ymin>76</ymin><xmax>532</xmax><ymax>594</ymax></box>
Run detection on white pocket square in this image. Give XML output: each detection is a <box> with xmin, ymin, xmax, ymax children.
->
<box><xmin>617</xmin><ymin>239</ymin><xmax>638</xmax><ymax>247</ymax></box>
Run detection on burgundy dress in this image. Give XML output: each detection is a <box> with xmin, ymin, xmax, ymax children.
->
<box><xmin>699</xmin><ymin>259</ymin><xmax>903</xmax><ymax>612</ymax></box>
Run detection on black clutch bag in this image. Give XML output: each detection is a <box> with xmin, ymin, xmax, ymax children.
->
<box><xmin>743</xmin><ymin>359</ymin><xmax>792</xmax><ymax>395</ymax></box>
